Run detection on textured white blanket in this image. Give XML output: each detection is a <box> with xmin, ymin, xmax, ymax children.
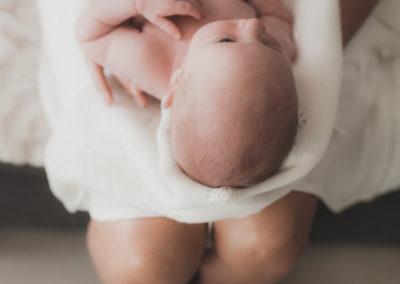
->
<box><xmin>2</xmin><ymin>0</ymin><xmax>399</xmax><ymax>222</ymax></box>
<box><xmin>37</xmin><ymin>0</ymin><xmax>343</xmax><ymax>222</ymax></box>
<box><xmin>298</xmin><ymin>0</ymin><xmax>400</xmax><ymax>210</ymax></box>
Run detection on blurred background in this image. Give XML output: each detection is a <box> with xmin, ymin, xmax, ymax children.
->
<box><xmin>1</xmin><ymin>162</ymin><xmax>400</xmax><ymax>284</ymax></box>
<box><xmin>0</xmin><ymin>1</ymin><xmax>399</xmax><ymax>283</ymax></box>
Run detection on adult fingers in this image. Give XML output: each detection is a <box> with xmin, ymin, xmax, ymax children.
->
<box><xmin>169</xmin><ymin>1</ymin><xmax>203</xmax><ymax>20</ymax></box>
<box><xmin>152</xmin><ymin>15</ymin><xmax>181</xmax><ymax>39</ymax></box>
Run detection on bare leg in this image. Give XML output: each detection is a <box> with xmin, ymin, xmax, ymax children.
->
<box><xmin>199</xmin><ymin>191</ymin><xmax>318</xmax><ymax>284</ymax></box>
<box><xmin>87</xmin><ymin>218</ymin><xmax>207</xmax><ymax>284</ymax></box>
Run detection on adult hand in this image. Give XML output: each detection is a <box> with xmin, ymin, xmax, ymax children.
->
<box><xmin>135</xmin><ymin>0</ymin><xmax>203</xmax><ymax>39</ymax></box>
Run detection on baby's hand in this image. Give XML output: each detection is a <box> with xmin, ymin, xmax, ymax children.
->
<box><xmin>135</xmin><ymin>0</ymin><xmax>203</xmax><ymax>39</ymax></box>
<box><xmin>86</xmin><ymin>59</ymin><xmax>148</xmax><ymax>107</ymax></box>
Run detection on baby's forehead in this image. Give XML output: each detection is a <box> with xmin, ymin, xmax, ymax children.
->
<box><xmin>194</xmin><ymin>44</ymin><xmax>284</xmax><ymax>75</ymax></box>
<box><xmin>195</xmin><ymin>19</ymin><xmax>236</xmax><ymax>33</ymax></box>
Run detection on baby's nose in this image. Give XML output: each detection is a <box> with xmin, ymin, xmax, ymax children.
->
<box><xmin>240</xmin><ymin>18</ymin><xmax>263</xmax><ymax>40</ymax></box>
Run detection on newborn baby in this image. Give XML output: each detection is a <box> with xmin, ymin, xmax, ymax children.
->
<box><xmin>76</xmin><ymin>0</ymin><xmax>298</xmax><ymax>188</ymax></box>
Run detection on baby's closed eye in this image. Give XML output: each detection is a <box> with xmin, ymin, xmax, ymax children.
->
<box><xmin>219</xmin><ymin>37</ymin><xmax>235</xmax><ymax>43</ymax></box>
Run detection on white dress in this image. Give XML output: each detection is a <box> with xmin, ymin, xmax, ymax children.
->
<box><xmin>299</xmin><ymin>1</ymin><xmax>400</xmax><ymax>211</ymax></box>
<box><xmin>32</xmin><ymin>0</ymin><xmax>400</xmax><ymax>222</ymax></box>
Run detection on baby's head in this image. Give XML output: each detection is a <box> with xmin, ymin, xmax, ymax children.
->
<box><xmin>166</xmin><ymin>18</ymin><xmax>298</xmax><ymax>188</ymax></box>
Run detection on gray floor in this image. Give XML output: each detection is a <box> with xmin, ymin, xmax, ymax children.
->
<box><xmin>0</xmin><ymin>229</ymin><xmax>99</xmax><ymax>284</ymax></box>
<box><xmin>283</xmin><ymin>244</ymin><xmax>400</xmax><ymax>284</ymax></box>
<box><xmin>1</xmin><ymin>229</ymin><xmax>400</xmax><ymax>284</ymax></box>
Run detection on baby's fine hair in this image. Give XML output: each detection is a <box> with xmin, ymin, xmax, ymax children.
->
<box><xmin>170</xmin><ymin>70</ymin><xmax>298</xmax><ymax>188</ymax></box>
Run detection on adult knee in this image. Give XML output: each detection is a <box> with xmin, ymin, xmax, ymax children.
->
<box><xmin>100</xmin><ymin>249</ymin><xmax>190</xmax><ymax>284</ymax></box>
<box><xmin>86</xmin><ymin>219</ymin><xmax>206</xmax><ymax>284</ymax></box>
<box><xmin>217</xmin><ymin>227</ymin><xmax>308</xmax><ymax>283</ymax></box>
<box><xmin>214</xmin><ymin>192</ymin><xmax>317</xmax><ymax>283</ymax></box>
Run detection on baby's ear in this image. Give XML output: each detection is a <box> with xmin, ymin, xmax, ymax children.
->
<box><xmin>162</xmin><ymin>68</ymin><xmax>182</xmax><ymax>109</ymax></box>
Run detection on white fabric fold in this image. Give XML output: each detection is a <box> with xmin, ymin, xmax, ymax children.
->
<box><xmin>37</xmin><ymin>0</ymin><xmax>343</xmax><ymax>223</ymax></box>
<box><xmin>297</xmin><ymin>0</ymin><xmax>400</xmax><ymax>211</ymax></box>
<box><xmin>34</xmin><ymin>0</ymin><xmax>400</xmax><ymax>222</ymax></box>
<box><xmin>155</xmin><ymin>0</ymin><xmax>343</xmax><ymax>216</ymax></box>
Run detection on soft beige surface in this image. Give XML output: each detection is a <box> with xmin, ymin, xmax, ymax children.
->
<box><xmin>284</xmin><ymin>244</ymin><xmax>400</xmax><ymax>284</ymax></box>
<box><xmin>1</xmin><ymin>229</ymin><xmax>400</xmax><ymax>284</ymax></box>
<box><xmin>0</xmin><ymin>0</ymin><xmax>50</xmax><ymax>166</ymax></box>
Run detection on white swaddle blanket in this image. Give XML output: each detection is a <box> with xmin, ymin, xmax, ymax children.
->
<box><xmin>34</xmin><ymin>0</ymin><xmax>400</xmax><ymax>222</ymax></box>
<box><xmin>298</xmin><ymin>0</ymin><xmax>400</xmax><ymax>210</ymax></box>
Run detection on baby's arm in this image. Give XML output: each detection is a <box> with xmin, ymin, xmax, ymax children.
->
<box><xmin>246</xmin><ymin>0</ymin><xmax>295</xmax><ymax>59</ymax></box>
<box><xmin>75</xmin><ymin>0</ymin><xmax>202</xmax><ymax>104</ymax></box>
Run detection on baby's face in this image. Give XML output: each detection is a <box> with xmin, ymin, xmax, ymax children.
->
<box><xmin>190</xmin><ymin>18</ymin><xmax>286</xmax><ymax>56</ymax></box>
<box><xmin>175</xmin><ymin>18</ymin><xmax>294</xmax><ymax>112</ymax></box>
<box><xmin>184</xmin><ymin>18</ymin><xmax>289</xmax><ymax>68</ymax></box>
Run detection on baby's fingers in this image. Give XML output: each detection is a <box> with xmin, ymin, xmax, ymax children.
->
<box><xmin>121</xmin><ymin>81</ymin><xmax>148</xmax><ymax>108</ymax></box>
<box><xmin>130</xmin><ymin>85</ymin><xmax>148</xmax><ymax>108</ymax></box>
<box><xmin>86</xmin><ymin>59</ymin><xmax>113</xmax><ymax>104</ymax></box>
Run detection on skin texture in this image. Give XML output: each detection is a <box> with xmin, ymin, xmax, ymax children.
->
<box><xmin>83</xmin><ymin>0</ymin><xmax>380</xmax><ymax>284</ymax></box>
<box><xmin>77</xmin><ymin>0</ymin><xmax>298</xmax><ymax>188</ymax></box>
